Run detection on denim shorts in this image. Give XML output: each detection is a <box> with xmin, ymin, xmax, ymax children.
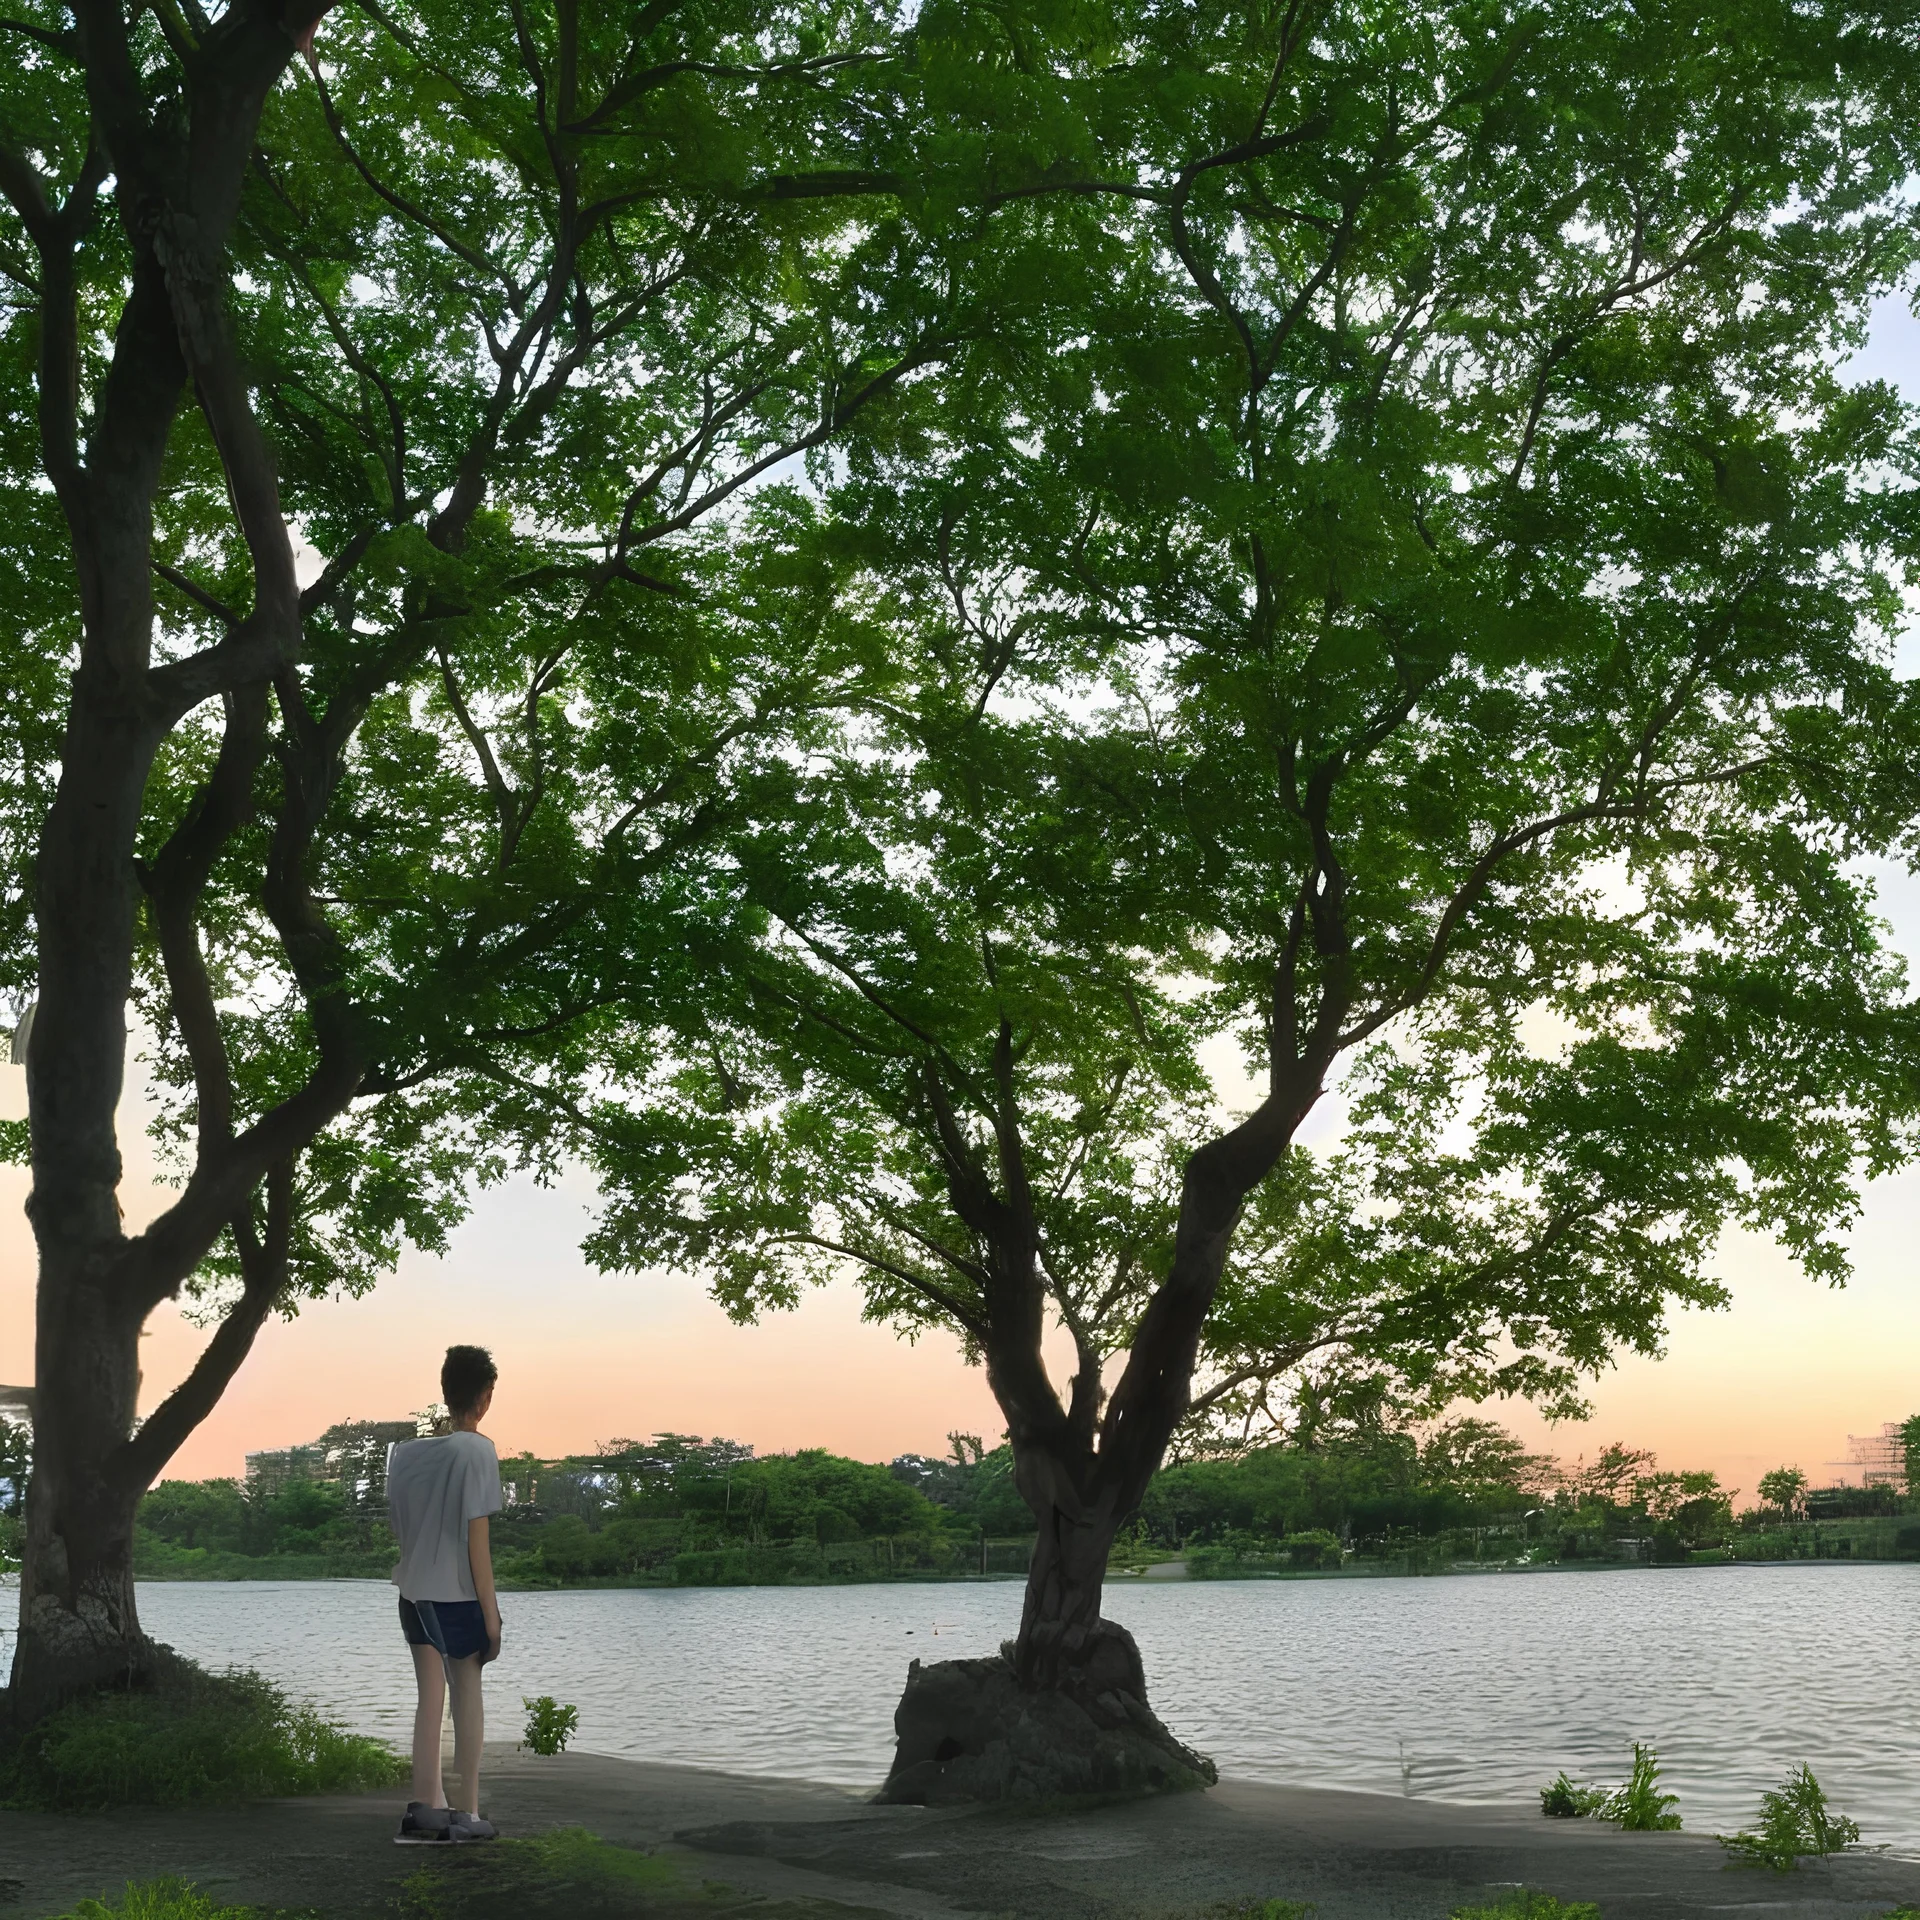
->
<box><xmin>398</xmin><ymin>1596</ymin><xmax>490</xmax><ymax>1661</ymax></box>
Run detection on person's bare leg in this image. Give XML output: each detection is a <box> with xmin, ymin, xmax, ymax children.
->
<box><xmin>410</xmin><ymin>1643</ymin><xmax>448</xmax><ymax>1808</ymax></box>
<box><xmin>447</xmin><ymin>1653</ymin><xmax>485</xmax><ymax>1815</ymax></box>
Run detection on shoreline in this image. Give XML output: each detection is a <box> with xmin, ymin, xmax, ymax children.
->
<box><xmin>114</xmin><ymin>1552</ymin><xmax>1920</xmax><ymax>1589</ymax></box>
<box><xmin>7</xmin><ymin>1748</ymin><xmax>1920</xmax><ymax>1919</ymax></box>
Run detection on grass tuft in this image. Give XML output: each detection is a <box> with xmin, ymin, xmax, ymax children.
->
<box><xmin>1721</xmin><ymin>1762</ymin><xmax>1859</xmax><ymax>1871</ymax></box>
<box><xmin>0</xmin><ymin>1663</ymin><xmax>405</xmax><ymax>1810</ymax></box>
<box><xmin>1608</xmin><ymin>1742</ymin><xmax>1681</xmax><ymax>1831</ymax></box>
<box><xmin>1538</xmin><ymin>1743</ymin><xmax>1679</xmax><ymax>1830</ymax></box>
<box><xmin>42</xmin><ymin>1877</ymin><xmax>317</xmax><ymax>1920</ymax></box>
<box><xmin>1539</xmin><ymin>1772</ymin><xmax>1610</xmax><ymax>1819</ymax></box>
<box><xmin>398</xmin><ymin>1828</ymin><xmax>684</xmax><ymax>1920</ymax></box>
<box><xmin>1449</xmin><ymin>1895</ymin><xmax>1600</xmax><ymax>1920</ymax></box>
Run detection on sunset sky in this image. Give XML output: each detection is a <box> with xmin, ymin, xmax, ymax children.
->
<box><xmin>4</xmin><ymin>301</ymin><xmax>1919</xmax><ymax>1504</ymax></box>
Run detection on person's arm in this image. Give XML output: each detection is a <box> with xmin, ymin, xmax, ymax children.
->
<box><xmin>468</xmin><ymin>1515</ymin><xmax>501</xmax><ymax>1663</ymax></box>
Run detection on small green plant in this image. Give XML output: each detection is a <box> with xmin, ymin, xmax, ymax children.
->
<box><xmin>1450</xmin><ymin>1894</ymin><xmax>1599</xmax><ymax>1920</ymax></box>
<box><xmin>0</xmin><ymin>1663</ymin><xmax>404</xmax><ymax>1810</ymax></box>
<box><xmin>1539</xmin><ymin>1771</ymin><xmax>1610</xmax><ymax>1818</ymax></box>
<box><xmin>522</xmin><ymin>1694</ymin><xmax>581</xmax><ymax>1756</ymax></box>
<box><xmin>1721</xmin><ymin>1762</ymin><xmax>1859</xmax><ymax>1871</ymax></box>
<box><xmin>1203</xmin><ymin>1903</ymin><xmax>1315</xmax><ymax>1919</ymax></box>
<box><xmin>45</xmin><ymin>1879</ymin><xmax>309</xmax><ymax>1920</ymax></box>
<box><xmin>1607</xmin><ymin>1742</ymin><xmax>1681</xmax><ymax>1831</ymax></box>
<box><xmin>1538</xmin><ymin>1745</ymin><xmax>1678</xmax><ymax>1830</ymax></box>
<box><xmin>397</xmin><ymin>1828</ymin><xmax>680</xmax><ymax>1920</ymax></box>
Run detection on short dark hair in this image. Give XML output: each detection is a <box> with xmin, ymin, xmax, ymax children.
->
<box><xmin>442</xmin><ymin>1345</ymin><xmax>497</xmax><ymax>1416</ymax></box>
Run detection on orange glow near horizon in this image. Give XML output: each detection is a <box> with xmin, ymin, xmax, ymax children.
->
<box><xmin>3</xmin><ymin>1031</ymin><xmax>1918</xmax><ymax>1498</ymax></box>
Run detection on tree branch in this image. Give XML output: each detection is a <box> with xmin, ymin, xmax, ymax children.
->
<box><xmin>142</xmin><ymin>683</ymin><xmax>271</xmax><ymax>1159</ymax></box>
<box><xmin>1336</xmin><ymin>755</ymin><xmax>1777</xmax><ymax>1052</ymax></box>
<box><xmin>770</xmin><ymin>1231</ymin><xmax>989</xmax><ymax>1340</ymax></box>
<box><xmin>309</xmin><ymin>64</ymin><xmax>518</xmax><ymax>289</ymax></box>
<box><xmin>119</xmin><ymin>1159</ymin><xmax>293</xmax><ymax>1488</ymax></box>
<box><xmin>153</xmin><ymin>559</ymin><xmax>240</xmax><ymax>627</ymax></box>
<box><xmin>435</xmin><ymin>644</ymin><xmax>522</xmax><ymax>863</ymax></box>
<box><xmin>0</xmin><ymin>14</ymin><xmax>80</xmax><ymax>55</ymax></box>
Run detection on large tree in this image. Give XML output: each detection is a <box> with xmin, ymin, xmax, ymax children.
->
<box><xmin>0</xmin><ymin>0</ymin><xmax>951</xmax><ymax>1715</ymax></box>
<box><xmin>566</xmin><ymin>0</ymin><xmax>1920</xmax><ymax>1796</ymax></box>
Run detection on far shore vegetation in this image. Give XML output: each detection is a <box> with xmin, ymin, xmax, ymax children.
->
<box><xmin>10</xmin><ymin>1412</ymin><xmax>1919</xmax><ymax>1593</ymax></box>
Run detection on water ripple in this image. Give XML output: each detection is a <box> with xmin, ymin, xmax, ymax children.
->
<box><xmin>10</xmin><ymin>1564</ymin><xmax>1914</xmax><ymax>1850</ymax></box>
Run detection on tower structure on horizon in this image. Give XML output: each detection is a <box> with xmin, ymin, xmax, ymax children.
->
<box><xmin>245</xmin><ymin>1418</ymin><xmax>417</xmax><ymax>1508</ymax></box>
<box><xmin>1841</xmin><ymin>1423</ymin><xmax>1910</xmax><ymax>1490</ymax></box>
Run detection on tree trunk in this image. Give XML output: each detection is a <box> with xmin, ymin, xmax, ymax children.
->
<box><xmin>1009</xmin><ymin>1437</ymin><xmax>1130</xmax><ymax>1693</ymax></box>
<box><xmin>1000</xmin><ymin>1206</ymin><xmax>1254</xmax><ymax>1697</ymax></box>
<box><xmin>9</xmin><ymin>1264</ymin><xmax>150</xmax><ymax>1721</ymax></box>
<box><xmin>3</xmin><ymin>1</ymin><xmax>328</xmax><ymax>1730</ymax></box>
<box><xmin>887</xmin><ymin>1041</ymin><xmax>1322</xmax><ymax>1800</ymax></box>
<box><xmin>876</xmin><ymin>1418</ymin><xmax>1211</xmax><ymax>1806</ymax></box>
<box><xmin>8</xmin><ymin>673</ymin><xmax>170</xmax><ymax>1720</ymax></box>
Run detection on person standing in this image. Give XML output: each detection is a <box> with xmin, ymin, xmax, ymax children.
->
<box><xmin>385</xmin><ymin>1344</ymin><xmax>504</xmax><ymax>1844</ymax></box>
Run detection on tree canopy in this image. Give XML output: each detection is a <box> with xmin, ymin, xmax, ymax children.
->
<box><xmin>0</xmin><ymin>0</ymin><xmax>986</xmax><ymax>1703</ymax></box>
<box><xmin>571</xmin><ymin>0</ymin><xmax>1920</xmax><ymax>1523</ymax></box>
<box><xmin>5</xmin><ymin>0</ymin><xmax>1920</xmax><ymax>1720</ymax></box>
<box><xmin>0</xmin><ymin>0</ymin><xmax>954</xmax><ymax>1313</ymax></box>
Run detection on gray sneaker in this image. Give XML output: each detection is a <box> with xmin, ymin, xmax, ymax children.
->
<box><xmin>450</xmin><ymin>1810</ymin><xmax>498</xmax><ymax>1842</ymax></box>
<box><xmin>395</xmin><ymin>1803</ymin><xmax>454</xmax><ymax>1846</ymax></box>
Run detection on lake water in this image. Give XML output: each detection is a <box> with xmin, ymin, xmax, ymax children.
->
<box><xmin>8</xmin><ymin>1564</ymin><xmax>1920</xmax><ymax>1851</ymax></box>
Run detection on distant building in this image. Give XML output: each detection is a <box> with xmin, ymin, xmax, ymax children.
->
<box><xmin>496</xmin><ymin>1455</ymin><xmax>540</xmax><ymax>1509</ymax></box>
<box><xmin>1844</xmin><ymin>1423</ymin><xmax>1910</xmax><ymax>1490</ymax></box>
<box><xmin>1806</xmin><ymin>1481</ymin><xmax>1900</xmax><ymax>1519</ymax></box>
<box><xmin>318</xmin><ymin>1419</ymin><xmax>419</xmax><ymax>1509</ymax></box>
<box><xmin>245</xmin><ymin>1418</ymin><xmax>416</xmax><ymax>1509</ymax></box>
<box><xmin>243</xmin><ymin>1442</ymin><xmax>329</xmax><ymax>1497</ymax></box>
<box><xmin>0</xmin><ymin>1386</ymin><xmax>31</xmax><ymax>1515</ymax></box>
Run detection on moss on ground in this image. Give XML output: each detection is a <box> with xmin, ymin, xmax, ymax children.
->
<box><xmin>39</xmin><ymin>1835</ymin><xmax>888</xmax><ymax>1920</ymax></box>
<box><xmin>1196</xmin><ymin>1902</ymin><xmax>1318</xmax><ymax>1919</ymax></box>
<box><xmin>395</xmin><ymin>1827</ymin><xmax>889</xmax><ymax>1919</ymax></box>
<box><xmin>0</xmin><ymin>1662</ymin><xmax>405</xmax><ymax>1810</ymax></box>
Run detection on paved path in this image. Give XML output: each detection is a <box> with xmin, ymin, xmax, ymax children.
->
<box><xmin>6</xmin><ymin>1749</ymin><xmax>1920</xmax><ymax>1918</ymax></box>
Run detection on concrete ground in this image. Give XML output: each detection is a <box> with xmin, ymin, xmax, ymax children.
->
<box><xmin>5</xmin><ymin>1748</ymin><xmax>1920</xmax><ymax>1919</ymax></box>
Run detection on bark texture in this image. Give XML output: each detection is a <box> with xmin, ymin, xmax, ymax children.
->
<box><xmin>3</xmin><ymin>1</ymin><xmax>350</xmax><ymax>1721</ymax></box>
<box><xmin>14</xmin><ymin>1275</ymin><xmax>148</xmax><ymax>1714</ymax></box>
<box><xmin>877</xmin><ymin>1635</ymin><xmax>1216</xmax><ymax>1806</ymax></box>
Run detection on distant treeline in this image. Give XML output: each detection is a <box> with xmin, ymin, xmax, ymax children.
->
<box><xmin>99</xmin><ymin>1415</ymin><xmax>1920</xmax><ymax>1587</ymax></box>
<box><xmin>129</xmin><ymin>1434</ymin><xmax>1027</xmax><ymax>1585</ymax></box>
<box><xmin>1147</xmin><ymin>1428</ymin><xmax>1920</xmax><ymax>1575</ymax></box>
<box><xmin>133</xmin><ymin>1475</ymin><xmax>396</xmax><ymax>1581</ymax></box>
<box><xmin>136</xmin><ymin>1423</ymin><xmax>1534</xmax><ymax>1583</ymax></box>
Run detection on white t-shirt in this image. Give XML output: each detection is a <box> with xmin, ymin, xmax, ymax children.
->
<box><xmin>386</xmin><ymin>1430</ymin><xmax>503</xmax><ymax>1602</ymax></box>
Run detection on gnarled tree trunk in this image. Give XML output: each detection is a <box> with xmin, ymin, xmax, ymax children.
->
<box><xmin>1010</xmin><ymin>1466</ymin><xmax>1121</xmax><ymax>1690</ymax></box>
<box><xmin>879</xmin><ymin>1420</ymin><xmax>1213</xmax><ymax>1806</ymax></box>
<box><xmin>10</xmin><ymin>654</ymin><xmax>172</xmax><ymax>1716</ymax></box>
<box><xmin>880</xmin><ymin>1038</ymin><xmax>1324</xmax><ymax>1804</ymax></box>
<box><xmin>12</xmin><ymin>1199</ymin><xmax>287</xmax><ymax>1721</ymax></box>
